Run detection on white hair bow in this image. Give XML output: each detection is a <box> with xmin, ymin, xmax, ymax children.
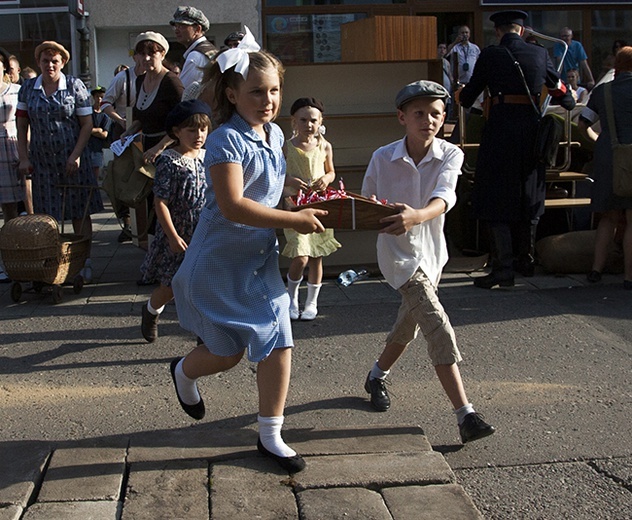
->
<box><xmin>217</xmin><ymin>26</ymin><xmax>261</xmax><ymax>79</ymax></box>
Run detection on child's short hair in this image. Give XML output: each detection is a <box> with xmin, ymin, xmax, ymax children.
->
<box><xmin>167</xmin><ymin>113</ymin><xmax>211</xmax><ymax>139</ymax></box>
<box><xmin>206</xmin><ymin>49</ymin><xmax>285</xmax><ymax>125</ymax></box>
<box><xmin>165</xmin><ymin>99</ymin><xmax>212</xmax><ymax>139</ymax></box>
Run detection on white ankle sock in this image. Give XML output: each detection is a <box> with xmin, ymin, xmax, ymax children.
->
<box><xmin>147</xmin><ymin>300</ymin><xmax>164</xmax><ymax>315</ymax></box>
<box><xmin>455</xmin><ymin>403</ymin><xmax>475</xmax><ymax>424</ymax></box>
<box><xmin>370</xmin><ymin>361</ymin><xmax>390</xmax><ymax>380</ymax></box>
<box><xmin>175</xmin><ymin>358</ymin><xmax>201</xmax><ymax>406</ymax></box>
<box><xmin>258</xmin><ymin>415</ymin><xmax>296</xmax><ymax>457</ymax></box>
<box><xmin>304</xmin><ymin>282</ymin><xmax>321</xmax><ymax>311</ymax></box>
<box><xmin>287</xmin><ymin>275</ymin><xmax>302</xmax><ymax>310</ymax></box>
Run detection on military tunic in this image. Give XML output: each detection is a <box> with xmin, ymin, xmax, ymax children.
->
<box><xmin>460</xmin><ymin>32</ymin><xmax>574</xmax><ymax>222</ymax></box>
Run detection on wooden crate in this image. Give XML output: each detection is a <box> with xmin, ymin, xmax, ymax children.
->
<box><xmin>286</xmin><ymin>192</ymin><xmax>398</xmax><ymax>230</ymax></box>
<box><xmin>341</xmin><ymin>16</ymin><xmax>437</xmax><ymax>62</ymax></box>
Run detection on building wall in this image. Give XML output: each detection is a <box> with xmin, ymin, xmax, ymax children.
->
<box><xmin>86</xmin><ymin>0</ymin><xmax>259</xmax><ymax>88</ymax></box>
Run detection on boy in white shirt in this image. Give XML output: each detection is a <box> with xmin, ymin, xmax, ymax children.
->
<box><xmin>361</xmin><ymin>80</ymin><xmax>495</xmax><ymax>443</ymax></box>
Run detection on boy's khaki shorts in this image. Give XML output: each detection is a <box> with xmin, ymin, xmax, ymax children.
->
<box><xmin>386</xmin><ymin>268</ymin><xmax>462</xmax><ymax>366</ymax></box>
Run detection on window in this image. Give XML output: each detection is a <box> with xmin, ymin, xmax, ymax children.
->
<box><xmin>266</xmin><ymin>13</ymin><xmax>366</xmax><ymax>63</ymax></box>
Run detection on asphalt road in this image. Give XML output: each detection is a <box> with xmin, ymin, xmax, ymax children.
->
<box><xmin>1</xmin><ymin>211</ymin><xmax>631</xmax><ymax>519</ymax></box>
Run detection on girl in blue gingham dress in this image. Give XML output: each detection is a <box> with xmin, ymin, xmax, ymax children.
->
<box><xmin>170</xmin><ymin>35</ymin><xmax>326</xmax><ymax>473</ymax></box>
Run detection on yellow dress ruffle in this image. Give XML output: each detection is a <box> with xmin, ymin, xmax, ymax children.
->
<box><xmin>282</xmin><ymin>139</ymin><xmax>341</xmax><ymax>259</ymax></box>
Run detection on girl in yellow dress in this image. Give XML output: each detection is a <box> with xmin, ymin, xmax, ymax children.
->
<box><xmin>283</xmin><ymin>98</ymin><xmax>341</xmax><ymax>320</ymax></box>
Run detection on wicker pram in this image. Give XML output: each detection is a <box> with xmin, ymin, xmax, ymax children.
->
<box><xmin>0</xmin><ymin>214</ymin><xmax>89</xmax><ymax>303</ymax></box>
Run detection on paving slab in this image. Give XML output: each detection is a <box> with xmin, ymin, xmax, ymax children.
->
<box><xmin>21</xmin><ymin>500</ymin><xmax>121</xmax><ymax>520</ymax></box>
<box><xmin>284</xmin><ymin>425</ymin><xmax>432</xmax><ymax>455</ymax></box>
<box><xmin>382</xmin><ymin>484</ymin><xmax>483</xmax><ymax>520</ymax></box>
<box><xmin>211</xmin><ymin>457</ymin><xmax>298</xmax><ymax>519</ymax></box>
<box><xmin>294</xmin><ymin>451</ymin><xmax>454</xmax><ymax>491</ymax></box>
<box><xmin>37</xmin><ymin>446</ymin><xmax>126</xmax><ymax>502</ymax></box>
<box><xmin>0</xmin><ymin>444</ymin><xmax>50</xmax><ymax>507</ymax></box>
<box><xmin>122</xmin><ymin>460</ymin><xmax>208</xmax><ymax>520</ymax></box>
<box><xmin>0</xmin><ymin>506</ymin><xmax>22</xmax><ymax>520</ymax></box>
<box><xmin>127</xmin><ymin>428</ymin><xmax>256</xmax><ymax>463</ymax></box>
<box><xmin>297</xmin><ymin>487</ymin><xmax>391</xmax><ymax>520</ymax></box>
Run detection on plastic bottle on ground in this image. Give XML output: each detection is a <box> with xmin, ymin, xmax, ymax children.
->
<box><xmin>337</xmin><ymin>269</ymin><xmax>368</xmax><ymax>287</ymax></box>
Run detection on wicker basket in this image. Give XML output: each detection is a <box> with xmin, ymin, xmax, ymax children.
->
<box><xmin>0</xmin><ymin>214</ymin><xmax>90</xmax><ymax>285</ymax></box>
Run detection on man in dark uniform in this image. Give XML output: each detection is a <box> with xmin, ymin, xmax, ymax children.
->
<box><xmin>459</xmin><ymin>10</ymin><xmax>575</xmax><ymax>288</ymax></box>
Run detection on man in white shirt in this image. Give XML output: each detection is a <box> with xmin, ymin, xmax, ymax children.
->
<box><xmin>101</xmin><ymin>52</ymin><xmax>144</xmax><ymax>141</ymax></box>
<box><xmin>170</xmin><ymin>6</ymin><xmax>216</xmax><ymax>88</ymax></box>
<box><xmin>447</xmin><ymin>26</ymin><xmax>480</xmax><ymax>87</ymax></box>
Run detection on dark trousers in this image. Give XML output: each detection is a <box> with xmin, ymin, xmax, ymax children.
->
<box><xmin>487</xmin><ymin>219</ymin><xmax>538</xmax><ymax>274</ymax></box>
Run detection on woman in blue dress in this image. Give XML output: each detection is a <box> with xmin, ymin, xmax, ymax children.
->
<box><xmin>16</xmin><ymin>41</ymin><xmax>103</xmax><ymax>281</ymax></box>
<box><xmin>170</xmin><ymin>30</ymin><xmax>326</xmax><ymax>473</ymax></box>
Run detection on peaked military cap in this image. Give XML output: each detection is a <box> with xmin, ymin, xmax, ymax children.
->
<box><xmin>490</xmin><ymin>10</ymin><xmax>528</xmax><ymax>27</ymax></box>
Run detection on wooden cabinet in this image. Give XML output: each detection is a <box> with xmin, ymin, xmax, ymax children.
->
<box><xmin>277</xmin><ymin>60</ymin><xmax>443</xmax><ymax>271</ymax></box>
<box><xmin>341</xmin><ymin>16</ymin><xmax>437</xmax><ymax>62</ymax></box>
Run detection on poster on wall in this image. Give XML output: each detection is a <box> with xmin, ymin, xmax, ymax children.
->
<box><xmin>266</xmin><ymin>15</ymin><xmax>312</xmax><ymax>64</ymax></box>
<box><xmin>312</xmin><ymin>14</ymin><xmax>357</xmax><ymax>63</ymax></box>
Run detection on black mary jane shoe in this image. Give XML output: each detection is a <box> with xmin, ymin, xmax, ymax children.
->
<box><xmin>257</xmin><ymin>438</ymin><xmax>306</xmax><ymax>473</ymax></box>
<box><xmin>169</xmin><ymin>358</ymin><xmax>205</xmax><ymax>420</ymax></box>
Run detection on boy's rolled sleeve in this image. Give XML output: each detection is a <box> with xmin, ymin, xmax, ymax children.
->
<box><xmin>430</xmin><ymin>146</ymin><xmax>462</xmax><ymax>212</ymax></box>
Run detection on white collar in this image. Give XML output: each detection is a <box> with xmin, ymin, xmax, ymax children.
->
<box><xmin>34</xmin><ymin>73</ymin><xmax>68</xmax><ymax>92</ymax></box>
<box><xmin>392</xmin><ymin>136</ymin><xmax>444</xmax><ymax>166</ymax></box>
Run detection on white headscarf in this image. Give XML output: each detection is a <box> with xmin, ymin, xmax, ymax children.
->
<box><xmin>216</xmin><ymin>26</ymin><xmax>261</xmax><ymax>80</ymax></box>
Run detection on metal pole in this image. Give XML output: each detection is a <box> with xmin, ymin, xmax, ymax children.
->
<box><xmin>524</xmin><ymin>28</ymin><xmax>568</xmax><ymax>115</ymax></box>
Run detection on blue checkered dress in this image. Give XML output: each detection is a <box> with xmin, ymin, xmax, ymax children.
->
<box><xmin>172</xmin><ymin>113</ymin><xmax>293</xmax><ymax>362</ymax></box>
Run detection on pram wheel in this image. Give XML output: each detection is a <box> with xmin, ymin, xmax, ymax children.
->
<box><xmin>10</xmin><ymin>282</ymin><xmax>22</xmax><ymax>303</ymax></box>
<box><xmin>73</xmin><ymin>274</ymin><xmax>84</xmax><ymax>294</ymax></box>
<box><xmin>51</xmin><ymin>285</ymin><xmax>63</xmax><ymax>304</ymax></box>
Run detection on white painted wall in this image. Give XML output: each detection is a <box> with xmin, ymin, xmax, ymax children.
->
<box><xmin>86</xmin><ymin>0</ymin><xmax>259</xmax><ymax>88</ymax></box>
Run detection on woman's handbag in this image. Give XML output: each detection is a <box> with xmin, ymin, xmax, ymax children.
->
<box><xmin>102</xmin><ymin>141</ymin><xmax>155</xmax><ymax>210</ymax></box>
<box><xmin>603</xmin><ymin>82</ymin><xmax>632</xmax><ymax>197</ymax></box>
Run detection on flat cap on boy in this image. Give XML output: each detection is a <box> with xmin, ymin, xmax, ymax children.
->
<box><xmin>170</xmin><ymin>6</ymin><xmax>210</xmax><ymax>33</ymax></box>
<box><xmin>395</xmin><ymin>80</ymin><xmax>450</xmax><ymax>109</ymax></box>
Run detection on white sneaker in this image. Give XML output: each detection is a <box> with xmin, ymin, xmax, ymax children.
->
<box><xmin>0</xmin><ymin>268</ymin><xmax>10</xmax><ymax>283</ymax></box>
<box><xmin>301</xmin><ymin>305</ymin><xmax>318</xmax><ymax>321</ymax></box>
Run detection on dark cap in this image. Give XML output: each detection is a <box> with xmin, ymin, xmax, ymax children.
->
<box><xmin>395</xmin><ymin>80</ymin><xmax>450</xmax><ymax>109</ymax></box>
<box><xmin>170</xmin><ymin>6</ymin><xmax>210</xmax><ymax>32</ymax></box>
<box><xmin>224</xmin><ymin>31</ymin><xmax>245</xmax><ymax>46</ymax></box>
<box><xmin>165</xmin><ymin>100</ymin><xmax>212</xmax><ymax>135</ymax></box>
<box><xmin>91</xmin><ymin>86</ymin><xmax>106</xmax><ymax>95</ymax></box>
<box><xmin>490</xmin><ymin>10</ymin><xmax>528</xmax><ymax>28</ymax></box>
<box><xmin>290</xmin><ymin>97</ymin><xmax>325</xmax><ymax>115</ymax></box>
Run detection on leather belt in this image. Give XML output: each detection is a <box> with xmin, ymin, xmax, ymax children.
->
<box><xmin>491</xmin><ymin>94</ymin><xmax>537</xmax><ymax>105</ymax></box>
